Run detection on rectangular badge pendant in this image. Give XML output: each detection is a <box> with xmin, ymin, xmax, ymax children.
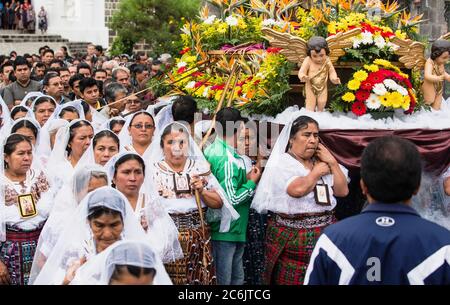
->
<box><xmin>18</xmin><ymin>194</ymin><xmax>38</xmax><ymax>218</ymax></box>
<box><xmin>314</xmin><ymin>184</ymin><xmax>331</xmax><ymax>206</ymax></box>
<box><xmin>173</xmin><ymin>173</ymin><xmax>191</xmax><ymax>194</ymax></box>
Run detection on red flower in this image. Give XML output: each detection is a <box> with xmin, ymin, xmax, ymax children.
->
<box><xmin>380</xmin><ymin>31</ymin><xmax>395</xmax><ymax>38</ymax></box>
<box><xmin>177</xmin><ymin>66</ymin><xmax>187</xmax><ymax>74</ymax></box>
<box><xmin>237</xmin><ymin>89</ymin><xmax>243</xmax><ymax>95</ymax></box>
<box><xmin>355</xmin><ymin>90</ymin><xmax>370</xmax><ymax>102</ymax></box>
<box><xmin>236</xmin><ymin>81</ymin><xmax>245</xmax><ymax>87</ymax></box>
<box><xmin>405</xmin><ymin>93</ymin><xmax>416</xmax><ymax>114</ymax></box>
<box><xmin>351</xmin><ymin>101</ymin><xmax>367</xmax><ymax>116</ymax></box>
<box><xmin>180</xmin><ymin>47</ymin><xmax>191</xmax><ymax>55</ymax></box>
<box><xmin>194</xmin><ymin>81</ymin><xmax>204</xmax><ymax>88</ymax></box>
<box><xmin>211</xmin><ymin>84</ymin><xmax>225</xmax><ymax>91</ymax></box>
<box><xmin>360</xmin><ymin>80</ymin><xmax>374</xmax><ymax>91</ymax></box>
<box><xmin>191</xmin><ymin>71</ymin><xmax>204</xmax><ymax>77</ymax></box>
<box><xmin>267</xmin><ymin>47</ymin><xmax>282</xmax><ymax>53</ymax></box>
<box><xmin>367</xmin><ymin>71</ymin><xmax>386</xmax><ymax>84</ymax></box>
<box><xmin>254</xmin><ymin>79</ymin><xmax>261</xmax><ymax>85</ymax></box>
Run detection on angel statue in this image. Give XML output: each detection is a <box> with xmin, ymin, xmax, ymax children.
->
<box><xmin>262</xmin><ymin>28</ymin><xmax>361</xmax><ymax>112</ymax></box>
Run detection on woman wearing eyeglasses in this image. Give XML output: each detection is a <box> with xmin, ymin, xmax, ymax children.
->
<box><xmin>118</xmin><ymin>111</ymin><xmax>155</xmax><ymax>156</ymax></box>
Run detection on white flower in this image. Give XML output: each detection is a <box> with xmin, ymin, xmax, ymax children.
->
<box><xmin>204</xmin><ymin>15</ymin><xmax>216</xmax><ymax>25</ymax></box>
<box><xmin>255</xmin><ymin>72</ymin><xmax>265</xmax><ymax>79</ymax></box>
<box><xmin>177</xmin><ymin>61</ymin><xmax>187</xmax><ymax>68</ymax></box>
<box><xmin>361</xmin><ymin>31</ymin><xmax>374</xmax><ymax>45</ymax></box>
<box><xmin>374</xmin><ymin>35</ymin><xmax>386</xmax><ymax>49</ymax></box>
<box><xmin>225</xmin><ymin>15</ymin><xmax>239</xmax><ymax>27</ymax></box>
<box><xmin>352</xmin><ymin>36</ymin><xmax>363</xmax><ymax>48</ymax></box>
<box><xmin>203</xmin><ymin>86</ymin><xmax>210</xmax><ymax>97</ymax></box>
<box><xmin>383</xmin><ymin>79</ymin><xmax>399</xmax><ymax>91</ymax></box>
<box><xmin>386</xmin><ymin>42</ymin><xmax>395</xmax><ymax>50</ymax></box>
<box><xmin>365</xmin><ymin>93</ymin><xmax>381</xmax><ymax>110</ymax></box>
<box><xmin>185</xmin><ymin>81</ymin><xmax>196</xmax><ymax>89</ymax></box>
<box><xmin>262</xmin><ymin>19</ymin><xmax>276</xmax><ymax>27</ymax></box>
<box><xmin>396</xmin><ymin>86</ymin><xmax>408</xmax><ymax>96</ymax></box>
<box><xmin>372</xmin><ymin>83</ymin><xmax>387</xmax><ymax>96</ymax></box>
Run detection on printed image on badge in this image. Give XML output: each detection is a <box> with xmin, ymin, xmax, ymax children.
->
<box><xmin>18</xmin><ymin>194</ymin><xmax>38</xmax><ymax>218</ymax></box>
<box><xmin>173</xmin><ymin>173</ymin><xmax>191</xmax><ymax>193</ymax></box>
<box><xmin>314</xmin><ymin>184</ymin><xmax>331</xmax><ymax>206</ymax></box>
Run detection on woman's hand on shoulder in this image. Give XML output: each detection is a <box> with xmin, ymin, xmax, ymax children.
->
<box><xmin>315</xmin><ymin>143</ymin><xmax>337</xmax><ymax>167</ymax></box>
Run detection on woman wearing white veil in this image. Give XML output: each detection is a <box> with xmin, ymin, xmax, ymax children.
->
<box><xmin>35</xmin><ymin>119</ymin><xmax>69</xmax><ymax>165</ymax></box>
<box><xmin>30</xmin><ymin>186</ymin><xmax>160</xmax><ymax>285</ymax></box>
<box><xmin>50</xmin><ymin>100</ymin><xmax>85</xmax><ymax>122</ymax></box>
<box><xmin>251</xmin><ymin>115</ymin><xmax>349</xmax><ymax>285</ymax></box>
<box><xmin>29</xmin><ymin>95</ymin><xmax>57</xmax><ymax>127</ymax></box>
<box><xmin>145</xmin><ymin>121</ymin><xmax>239</xmax><ymax>285</ymax></box>
<box><xmin>102</xmin><ymin>116</ymin><xmax>126</xmax><ymax>135</ymax></box>
<box><xmin>118</xmin><ymin>110</ymin><xmax>155</xmax><ymax>156</ymax></box>
<box><xmin>104</xmin><ymin>151</ymin><xmax>183</xmax><ymax>263</ymax></box>
<box><xmin>75</xmin><ymin>129</ymin><xmax>121</xmax><ymax>169</ymax></box>
<box><xmin>71</xmin><ymin>239</ymin><xmax>171</xmax><ymax>285</ymax></box>
<box><xmin>46</xmin><ymin>119</ymin><xmax>94</xmax><ymax>191</ymax></box>
<box><xmin>20</xmin><ymin>92</ymin><xmax>44</xmax><ymax>108</ymax></box>
<box><xmin>10</xmin><ymin>105</ymin><xmax>34</xmax><ymax>121</ymax></box>
<box><xmin>30</xmin><ymin>165</ymin><xmax>110</xmax><ymax>283</ymax></box>
<box><xmin>0</xmin><ymin>133</ymin><xmax>55</xmax><ymax>285</ymax></box>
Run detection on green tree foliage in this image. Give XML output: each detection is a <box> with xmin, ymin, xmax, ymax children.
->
<box><xmin>110</xmin><ymin>0</ymin><xmax>201</xmax><ymax>56</ymax></box>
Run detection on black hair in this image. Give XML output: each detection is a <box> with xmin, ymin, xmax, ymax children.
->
<box><xmin>79</xmin><ymin>77</ymin><xmax>98</xmax><ymax>94</ymax></box>
<box><xmin>132</xmin><ymin>64</ymin><xmax>147</xmax><ymax>75</ymax></box>
<box><xmin>43</xmin><ymin>72</ymin><xmax>60</xmax><ymax>87</ymax></box>
<box><xmin>69</xmin><ymin>73</ymin><xmax>85</xmax><ymax>88</ymax></box>
<box><xmin>94</xmin><ymin>69</ymin><xmax>107</xmax><ymax>77</ymax></box>
<box><xmin>59</xmin><ymin>106</ymin><xmax>80</xmax><ymax>119</ymax></box>
<box><xmin>11</xmin><ymin>119</ymin><xmax>39</xmax><ymax>138</ymax></box>
<box><xmin>66</xmin><ymin>120</ymin><xmax>93</xmax><ymax>155</ymax></box>
<box><xmin>93</xmin><ymin>130</ymin><xmax>120</xmax><ymax>150</ymax></box>
<box><xmin>109</xmin><ymin>119</ymin><xmax>125</xmax><ymax>131</ymax></box>
<box><xmin>87</xmin><ymin>206</ymin><xmax>123</xmax><ymax>222</ymax></box>
<box><xmin>216</xmin><ymin>107</ymin><xmax>244</xmax><ymax>135</ymax></box>
<box><xmin>306</xmin><ymin>36</ymin><xmax>330</xmax><ymax>56</ymax></box>
<box><xmin>10</xmin><ymin>106</ymin><xmax>30</xmax><ymax>120</ymax></box>
<box><xmin>43</xmin><ymin>49</ymin><xmax>54</xmax><ymax>56</ymax></box>
<box><xmin>430</xmin><ymin>39</ymin><xmax>450</xmax><ymax>60</ymax></box>
<box><xmin>172</xmin><ymin>95</ymin><xmax>197</xmax><ymax>124</ymax></box>
<box><xmin>4</xmin><ymin>134</ymin><xmax>32</xmax><ymax>168</ymax></box>
<box><xmin>129</xmin><ymin>111</ymin><xmax>154</xmax><ymax>126</ymax></box>
<box><xmin>160</xmin><ymin>123</ymin><xmax>189</xmax><ymax>148</ymax></box>
<box><xmin>361</xmin><ymin>136</ymin><xmax>422</xmax><ymax>203</ymax></box>
<box><xmin>289</xmin><ymin>116</ymin><xmax>319</xmax><ymax>139</ymax></box>
<box><xmin>33</xmin><ymin>96</ymin><xmax>57</xmax><ymax>111</ymax></box>
<box><xmin>109</xmin><ymin>265</ymin><xmax>156</xmax><ymax>284</ymax></box>
<box><xmin>50</xmin><ymin>59</ymin><xmax>65</xmax><ymax>68</ymax></box>
<box><xmin>113</xmin><ymin>154</ymin><xmax>146</xmax><ymax>181</ymax></box>
<box><xmin>58</xmin><ymin>66</ymin><xmax>70</xmax><ymax>74</ymax></box>
<box><xmin>95</xmin><ymin>45</ymin><xmax>103</xmax><ymax>53</ymax></box>
<box><xmin>80</xmin><ymin>100</ymin><xmax>91</xmax><ymax>116</ymax></box>
<box><xmin>13</xmin><ymin>56</ymin><xmax>31</xmax><ymax>70</ymax></box>
<box><xmin>34</xmin><ymin>62</ymin><xmax>46</xmax><ymax>70</ymax></box>
<box><xmin>152</xmin><ymin>60</ymin><xmax>162</xmax><ymax>66</ymax></box>
<box><xmin>0</xmin><ymin>60</ymin><xmax>13</xmax><ymax>74</ymax></box>
<box><xmin>77</xmin><ymin>62</ymin><xmax>92</xmax><ymax>73</ymax></box>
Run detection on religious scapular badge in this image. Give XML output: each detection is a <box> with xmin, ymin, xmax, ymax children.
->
<box><xmin>314</xmin><ymin>183</ymin><xmax>332</xmax><ymax>206</ymax></box>
<box><xmin>18</xmin><ymin>194</ymin><xmax>38</xmax><ymax>218</ymax></box>
<box><xmin>173</xmin><ymin>172</ymin><xmax>191</xmax><ymax>194</ymax></box>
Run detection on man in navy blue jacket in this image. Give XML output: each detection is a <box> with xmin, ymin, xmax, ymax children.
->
<box><xmin>305</xmin><ymin>136</ymin><xmax>450</xmax><ymax>285</ymax></box>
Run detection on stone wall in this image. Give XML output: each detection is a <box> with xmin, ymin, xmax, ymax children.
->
<box><xmin>104</xmin><ymin>0</ymin><xmax>121</xmax><ymax>46</ymax></box>
<box><xmin>413</xmin><ymin>0</ymin><xmax>449</xmax><ymax>41</ymax></box>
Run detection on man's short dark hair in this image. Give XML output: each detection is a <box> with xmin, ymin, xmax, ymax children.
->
<box><xmin>172</xmin><ymin>95</ymin><xmax>197</xmax><ymax>124</ymax></box>
<box><xmin>77</xmin><ymin>62</ymin><xmax>92</xmax><ymax>73</ymax></box>
<box><xmin>94</xmin><ymin>69</ymin><xmax>107</xmax><ymax>77</ymax></box>
<box><xmin>79</xmin><ymin>77</ymin><xmax>99</xmax><ymax>94</ymax></box>
<box><xmin>216</xmin><ymin>107</ymin><xmax>244</xmax><ymax>135</ymax></box>
<box><xmin>361</xmin><ymin>136</ymin><xmax>422</xmax><ymax>203</ymax></box>
<box><xmin>43</xmin><ymin>49</ymin><xmax>55</xmax><ymax>56</ymax></box>
<box><xmin>43</xmin><ymin>72</ymin><xmax>60</xmax><ymax>87</ymax></box>
<box><xmin>132</xmin><ymin>64</ymin><xmax>147</xmax><ymax>75</ymax></box>
<box><xmin>152</xmin><ymin>60</ymin><xmax>162</xmax><ymax>66</ymax></box>
<box><xmin>58</xmin><ymin>67</ymin><xmax>70</xmax><ymax>74</ymax></box>
<box><xmin>50</xmin><ymin>59</ymin><xmax>65</xmax><ymax>68</ymax></box>
<box><xmin>0</xmin><ymin>60</ymin><xmax>13</xmax><ymax>73</ymax></box>
<box><xmin>13</xmin><ymin>56</ymin><xmax>31</xmax><ymax>70</ymax></box>
<box><xmin>95</xmin><ymin>45</ymin><xmax>103</xmax><ymax>53</ymax></box>
<box><xmin>69</xmin><ymin>73</ymin><xmax>85</xmax><ymax>88</ymax></box>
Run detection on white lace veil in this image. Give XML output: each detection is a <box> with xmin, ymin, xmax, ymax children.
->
<box><xmin>251</xmin><ymin>113</ymin><xmax>299</xmax><ymax>213</ymax></box>
<box><xmin>51</xmin><ymin>100</ymin><xmax>85</xmax><ymax>121</ymax></box>
<box><xmin>101</xmin><ymin>116</ymin><xmax>126</xmax><ymax>131</ymax></box>
<box><xmin>0</xmin><ymin>95</ymin><xmax>12</xmax><ymax>139</ymax></box>
<box><xmin>20</xmin><ymin>92</ymin><xmax>44</xmax><ymax>107</ymax></box>
<box><xmin>30</xmin><ymin>164</ymin><xmax>111</xmax><ymax>281</ymax></box>
<box><xmin>145</xmin><ymin>121</ymin><xmax>239</xmax><ymax>232</ymax></box>
<box><xmin>10</xmin><ymin>105</ymin><xmax>34</xmax><ymax>120</ymax></box>
<box><xmin>104</xmin><ymin>151</ymin><xmax>184</xmax><ymax>262</ymax></box>
<box><xmin>154</xmin><ymin>103</ymin><xmax>173</xmax><ymax>131</ymax></box>
<box><xmin>36</xmin><ymin>118</ymin><xmax>69</xmax><ymax>158</ymax></box>
<box><xmin>70</xmin><ymin>239</ymin><xmax>171</xmax><ymax>285</ymax></box>
<box><xmin>30</xmin><ymin>186</ymin><xmax>150</xmax><ymax>285</ymax></box>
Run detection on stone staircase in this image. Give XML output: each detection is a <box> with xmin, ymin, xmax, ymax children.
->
<box><xmin>0</xmin><ymin>30</ymin><xmax>91</xmax><ymax>57</ymax></box>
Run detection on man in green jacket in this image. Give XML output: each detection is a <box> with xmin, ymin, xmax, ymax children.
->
<box><xmin>204</xmin><ymin>107</ymin><xmax>261</xmax><ymax>285</ymax></box>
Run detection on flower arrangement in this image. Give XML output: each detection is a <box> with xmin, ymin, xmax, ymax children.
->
<box><xmin>331</xmin><ymin>59</ymin><xmax>418</xmax><ymax>116</ymax></box>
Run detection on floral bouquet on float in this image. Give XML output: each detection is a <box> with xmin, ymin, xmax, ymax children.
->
<box><xmin>330</xmin><ymin>59</ymin><xmax>418</xmax><ymax>116</ymax></box>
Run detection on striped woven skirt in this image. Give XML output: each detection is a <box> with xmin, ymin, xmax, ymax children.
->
<box><xmin>0</xmin><ymin>226</ymin><xmax>43</xmax><ymax>285</ymax></box>
<box><xmin>263</xmin><ymin>212</ymin><xmax>335</xmax><ymax>285</ymax></box>
<box><xmin>165</xmin><ymin>210</ymin><xmax>216</xmax><ymax>285</ymax></box>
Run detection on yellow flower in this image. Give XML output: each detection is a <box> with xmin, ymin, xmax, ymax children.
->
<box><xmin>238</xmin><ymin>19</ymin><xmax>247</xmax><ymax>30</ymax></box>
<box><xmin>327</xmin><ymin>22</ymin><xmax>337</xmax><ymax>34</ymax></box>
<box><xmin>365</xmin><ymin>64</ymin><xmax>379</xmax><ymax>72</ymax></box>
<box><xmin>395</xmin><ymin>30</ymin><xmax>407</xmax><ymax>40</ymax></box>
<box><xmin>374</xmin><ymin>59</ymin><xmax>391</xmax><ymax>68</ymax></box>
<box><xmin>342</xmin><ymin>92</ymin><xmax>355</xmax><ymax>102</ymax></box>
<box><xmin>217</xmin><ymin>23</ymin><xmax>228</xmax><ymax>34</ymax></box>
<box><xmin>353</xmin><ymin>70</ymin><xmax>368</xmax><ymax>82</ymax></box>
<box><xmin>379</xmin><ymin>94</ymin><xmax>391</xmax><ymax>107</ymax></box>
<box><xmin>347</xmin><ymin>79</ymin><xmax>361</xmax><ymax>91</ymax></box>
<box><xmin>402</xmin><ymin>95</ymin><xmax>411</xmax><ymax>110</ymax></box>
<box><xmin>399</xmin><ymin>72</ymin><xmax>409</xmax><ymax>79</ymax></box>
<box><xmin>389</xmin><ymin>91</ymin><xmax>404</xmax><ymax>108</ymax></box>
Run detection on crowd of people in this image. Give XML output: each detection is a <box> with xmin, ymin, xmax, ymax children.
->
<box><xmin>0</xmin><ymin>43</ymin><xmax>449</xmax><ymax>285</ymax></box>
<box><xmin>0</xmin><ymin>0</ymin><xmax>43</xmax><ymax>33</ymax></box>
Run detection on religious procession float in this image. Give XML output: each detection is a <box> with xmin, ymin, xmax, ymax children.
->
<box><xmin>151</xmin><ymin>0</ymin><xmax>449</xmax><ymax>222</ymax></box>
